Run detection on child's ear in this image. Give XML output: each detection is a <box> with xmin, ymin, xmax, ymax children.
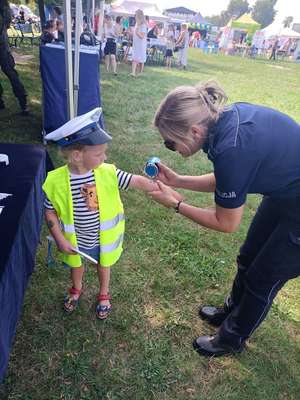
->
<box><xmin>72</xmin><ymin>150</ymin><xmax>82</xmax><ymax>162</ymax></box>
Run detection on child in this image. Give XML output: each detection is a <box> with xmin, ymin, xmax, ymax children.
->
<box><xmin>40</xmin><ymin>20</ymin><xmax>56</xmax><ymax>45</ymax></box>
<box><xmin>43</xmin><ymin>108</ymin><xmax>181</xmax><ymax>320</ymax></box>
<box><xmin>165</xmin><ymin>24</ymin><xmax>175</xmax><ymax>69</ymax></box>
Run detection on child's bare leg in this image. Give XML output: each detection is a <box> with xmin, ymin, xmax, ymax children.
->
<box><xmin>111</xmin><ymin>54</ymin><xmax>117</xmax><ymax>74</ymax></box>
<box><xmin>71</xmin><ymin>266</ymin><xmax>84</xmax><ymax>291</ymax></box>
<box><xmin>105</xmin><ymin>55</ymin><xmax>110</xmax><ymax>72</ymax></box>
<box><xmin>97</xmin><ymin>265</ymin><xmax>111</xmax><ymax>306</ymax></box>
<box><xmin>64</xmin><ymin>266</ymin><xmax>84</xmax><ymax>312</ymax></box>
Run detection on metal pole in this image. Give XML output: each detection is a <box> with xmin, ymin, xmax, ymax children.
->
<box><xmin>63</xmin><ymin>0</ymin><xmax>74</xmax><ymax>119</ymax></box>
<box><xmin>98</xmin><ymin>0</ymin><xmax>104</xmax><ymax>38</ymax></box>
<box><xmin>91</xmin><ymin>0</ymin><xmax>95</xmax><ymax>32</ymax></box>
<box><xmin>74</xmin><ymin>0</ymin><xmax>82</xmax><ymax>116</ymax></box>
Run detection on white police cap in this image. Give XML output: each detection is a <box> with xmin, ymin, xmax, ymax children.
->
<box><xmin>45</xmin><ymin>107</ymin><xmax>112</xmax><ymax>147</ymax></box>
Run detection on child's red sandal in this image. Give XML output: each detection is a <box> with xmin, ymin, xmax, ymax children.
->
<box><xmin>64</xmin><ymin>287</ymin><xmax>82</xmax><ymax>313</ymax></box>
<box><xmin>96</xmin><ymin>293</ymin><xmax>112</xmax><ymax>320</ymax></box>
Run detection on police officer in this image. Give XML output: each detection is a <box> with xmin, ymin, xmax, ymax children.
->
<box><xmin>0</xmin><ymin>0</ymin><xmax>28</xmax><ymax>114</ymax></box>
<box><xmin>149</xmin><ymin>80</ymin><xmax>300</xmax><ymax>356</ymax></box>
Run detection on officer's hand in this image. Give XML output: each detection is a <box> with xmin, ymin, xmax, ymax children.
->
<box><xmin>149</xmin><ymin>181</ymin><xmax>182</xmax><ymax>208</ymax></box>
<box><xmin>156</xmin><ymin>163</ymin><xmax>181</xmax><ymax>187</ymax></box>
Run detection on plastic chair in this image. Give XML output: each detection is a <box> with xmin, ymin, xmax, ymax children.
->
<box><xmin>7</xmin><ymin>24</ymin><xmax>21</xmax><ymax>47</ymax></box>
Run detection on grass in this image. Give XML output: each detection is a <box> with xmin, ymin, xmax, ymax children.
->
<box><xmin>1</xmin><ymin>48</ymin><xmax>300</xmax><ymax>399</ymax></box>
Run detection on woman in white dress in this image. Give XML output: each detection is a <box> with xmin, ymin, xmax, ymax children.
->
<box><xmin>130</xmin><ymin>9</ymin><xmax>147</xmax><ymax>77</ymax></box>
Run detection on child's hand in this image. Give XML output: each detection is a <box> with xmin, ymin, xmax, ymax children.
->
<box><xmin>151</xmin><ymin>181</ymin><xmax>183</xmax><ymax>201</ymax></box>
<box><xmin>149</xmin><ymin>181</ymin><xmax>183</xmax><ymax>208</ymax></box>
<box><xmin>56</xmin><ymin>238</ymin><xmax>77</xmax><ymax>255</ymax></box>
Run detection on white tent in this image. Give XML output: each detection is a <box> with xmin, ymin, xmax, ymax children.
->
<box><xmin>280</xmin><ymin>27</ymin><xmax>300</xmax><ymax>38</ymax></box>
<box><xmin>253</xmin><ymin>21</ymin><xmax>300</xmax><ymax>49</ymax></box>
<box><xmin>110</xmin><ymin>0</ymin><xmax>168</xmax><ymax>21</ymax></box>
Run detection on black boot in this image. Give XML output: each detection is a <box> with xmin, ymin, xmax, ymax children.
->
<box><xmin>198</xmin><ymin>296</ymin><xmax>232</xmax><ymax>326</ymax></box>
<box><xmin>198</xmin><ymin>306</ymin><xmax>228</xmax><ymax>326</ymax></box>
<box><xmin>193</xmin><ymin>335</ymin><xmax>245</xmax><ymax>357</ymax></box>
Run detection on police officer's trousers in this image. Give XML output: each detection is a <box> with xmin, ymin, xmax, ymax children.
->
<box><xmin>0</xmin><ymin>46</ymin><xmax>27</xmax><ymax>108</ymax></box>
<box><xmin>219</xmin><ymin>196</ymin><xmax>300</xmax><ymax>348</ymax></box>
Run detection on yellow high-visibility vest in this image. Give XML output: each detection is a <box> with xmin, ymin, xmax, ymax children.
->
<box><xmin>43</xmin><ymin>163</ymin><xmax>125</xmax><ymax>267</ymax></box>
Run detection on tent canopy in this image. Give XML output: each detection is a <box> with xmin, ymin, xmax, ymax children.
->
<box><xmin>188</xmin><ymin>12</ymin><xmax>212</xmax><ymax>30</ymax></box>
<box><xmin>280</xmin><ymin>27</ymin><xmax>300</xmax><ymax>38</ymax></box>
<box><xmin>110</xmin><ymin>0</ymin><xmax>168</xmax><ymax>21</ymax></box>
<box><xmin>254</xmin><ymin>21</ymin><xmax>300</xmax><ymax>41</ymax></box>
<box><xmin>231</xmin><ymin>13</ymin><xmax>260</xmax><ymax>34</ymax></box>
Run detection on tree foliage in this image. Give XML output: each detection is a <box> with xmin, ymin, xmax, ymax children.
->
<box><xmin>205</xmin><ymin>0</ymin><xmax>249</xmax><ymax>27</ymax></box>
<box><xmin>227</xmin><ymin>0</ymin><xmax>249</xmax><ymax>19</ymax></box>
<box><xmin>251</xmin><ymin>0</ymin><xmax>277</xmax><ymax>28</ymax></box>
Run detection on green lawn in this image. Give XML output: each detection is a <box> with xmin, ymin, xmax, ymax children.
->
<box><xmin>1</xmin><ymin>48</ymin><xmax>300</xmax><ymax>400</ymax></box>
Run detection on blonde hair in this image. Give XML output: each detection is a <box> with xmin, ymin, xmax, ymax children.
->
<box><xmin>59</xmin><ymin>143</ymin><xmax>86</xmax><ymax>161</ymax></box>
<box><xmin>135</xmin><ymin>9</ymin><xmax>146</xmax><ymax>26</ymax></box>
<box><xmin>153</xmin><ymin>80</ymin><xmax>228</xmax><ymax>144</ymax></box>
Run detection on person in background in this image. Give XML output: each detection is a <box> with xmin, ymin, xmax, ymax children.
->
<box><xmin>193</xmin><ymin>30</ymin><xmax>200</xmax><ymax>48</ymax></box>
<box><xmin>43</xmin><ymin>108</ymin><xmax>182</xmax><ymax>320</ymax></box>
<box><xmin>18</xmin><ymin>8</ymin><xmax>25</xmax><ymax>24</ymax></box>
<box><xmin>175</xmin><ymin>23</ymin><xmax>189</xmax><ymax>70</ymax></box>
<box><xmin>40</xmin><ymin>19</ymin><xmax>56</xmax><ymax>45</ymax></box>
<box><xmin>53</xmin><ymin>5</ymin><xmax>63</xmax><ymax>22</ymax></box>
<box><xmin>165</xmin><ymin>24</ymin><xmax>175</xmax><ymax>69</ymax></box>
<box><xmin>103</xmin><ymin>15</ymin><xmax>117</xmax><ymax>75</ymax></box>
<box><xmin>269</xmin><ymin>36</ymin><xmax>279</xmax><ymax>60</ymax></box>
<box><xmin>0</xmin><ymin>0</ymin><xmax>28</xmax><ymax>114</ymax></box>
<box><xmin>149</xmin><ymin>80</ymin><xmax>300</xmax><ymax>357</ymax></box>
<box><xmin>56</xmin><ymin>19</ymin><xmax>64</xmax><ymax>42</ymax></box>
<box><xmin>130</xmin><ymin>9</ymin><xmax>147</xmax><ymax>77</ymax></box>
<box><xmin>147</xmin><ymin>24</ymin><xmax>158</xmax><ymax>39</ymax></box>
<box><xmin>115</xmin><ymin>16</ymin><xmax>123</xmax><ymax>40</ymax></box>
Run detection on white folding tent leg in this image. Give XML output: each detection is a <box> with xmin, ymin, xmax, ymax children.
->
<box><xmin>74</xmin><ymin>0</ymin><xmax>83</xmax><ymax>116</ymax></box>
<box><xmin>63</xmin><ymin>0</ymin><xmax>74</xmax><ymax>120</ymax></box>
<box><xmin>98</xmin><ymin>0</ymin><xmax>104</xmax><ymax>38</ymax></box>
<box><xmin>91</xmin><ymin>0</ymin><xmax>95</xmax><ymax>31</ymax></box>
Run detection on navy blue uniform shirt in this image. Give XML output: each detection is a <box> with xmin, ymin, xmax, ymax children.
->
<box><xmin>202</xmin><ymin>103</ymin><xmax>300</xmax><ymax>208</ymax></box>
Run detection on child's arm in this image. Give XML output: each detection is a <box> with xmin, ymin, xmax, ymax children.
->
<box><xmin>45</xmin><ymin>208</ymin><xmax>76</xmax><ymax>254</ymax></box>
<box><xmin>128</xmin><ymin>175</ymin><xmax>184</xmax><ymax>201</ymax></box>
<box><xmin>128</xmin><ymin>175</ymin><xmax>160</xmax><ymax>192</ymax></box>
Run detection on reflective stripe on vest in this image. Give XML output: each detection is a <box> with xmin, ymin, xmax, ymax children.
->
<box><xmin>63</xmin><ymin>213</ymin><xmax>124</xmax><ymax>234</ymax></box>
<box><xmin>63</xmin><ymin>223</ymin><xmax>76</xmax><ymax>234</ymax></box>
<box><xmin>101</xmin><ymin>233</ymin><xmax>124</xmax><ymax>253</ymax></box>
<box><xmin>101</xmin><ymin>213</ymin><xmax>124</xmax><ymax>231</ymax></box>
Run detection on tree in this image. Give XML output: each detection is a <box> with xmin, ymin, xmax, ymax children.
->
<box><xmin>251</xmin><ymin>0</ymin><xmax>277</xmax><ymax>28</ymax></box>
<box><xmin>227</xmin><ymin>0</ymin><xmax>249</xmax><ymax>19</ymax></box>
<box><xmin>205</xmin><ymin>10</ymin><xmax>232</xmax><ymax>27</ymax></box>
<box><xmin>205</xmin><ymin>0</ymin><xmax>249</xmax><ymax>27</ymax></box>
<box><xmin>283</xmin><ymin>16</ymin><xmax>293</xmax><ymax>28</ymax></box>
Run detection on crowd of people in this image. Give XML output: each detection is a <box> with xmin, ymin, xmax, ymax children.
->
<box><xmin>101</xmin><ymin>11</ymin><xmax>191</xmax><ymax>74</ymax></box>
<box><xmin>39</xmin><ymin>8</ymin><xmax>192</xmax><ymax>74</ymax></box>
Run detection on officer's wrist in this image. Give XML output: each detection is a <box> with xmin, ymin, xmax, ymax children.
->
<box><xmin>174</xmin><ymin>200</ymin><xmax>183</xmax><ymax>213</ymax></box>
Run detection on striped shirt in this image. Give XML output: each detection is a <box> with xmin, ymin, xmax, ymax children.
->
<box><xmin>44</xmin><ymin>169</ymin><xmax>132</xmax><ymax>249</ymax></box>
